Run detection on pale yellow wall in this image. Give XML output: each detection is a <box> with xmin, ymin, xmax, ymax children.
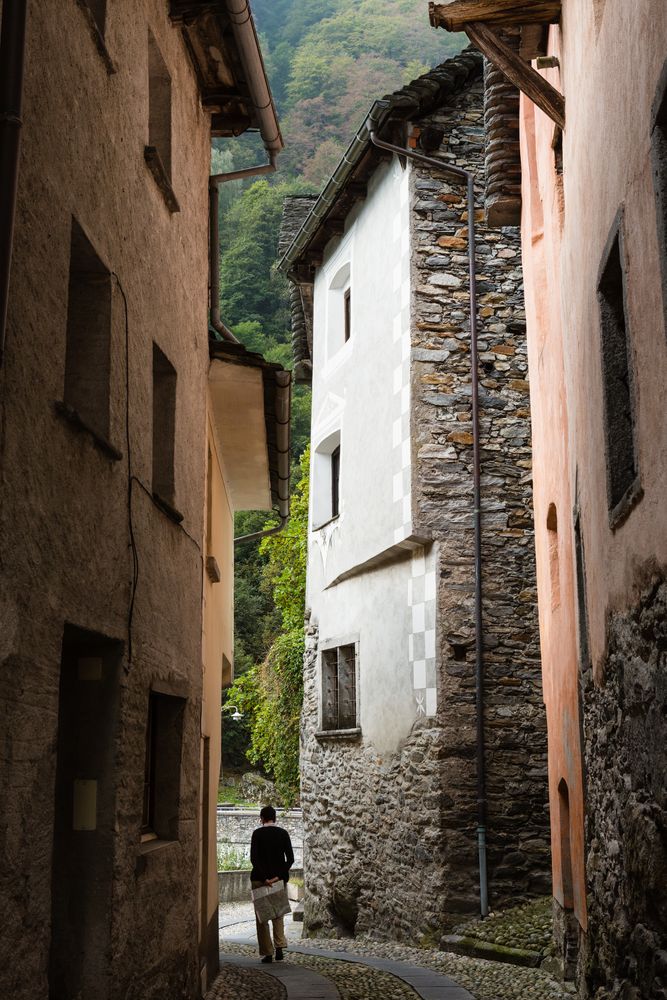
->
<box><xmin>200</xmin><ymin>402</ymin><xmax>235</xmax><ymax>937</ymax></box>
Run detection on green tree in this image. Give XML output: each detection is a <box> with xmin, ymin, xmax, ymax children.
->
<box><xmin>219</xmin><ymin>178</ymin><xmax>314</xmax><ymax>340</ymax></box>
<box><xmin>224</xmin><ymin>448</ymin><xmax>310</xmax><ymax>804</ymax></box>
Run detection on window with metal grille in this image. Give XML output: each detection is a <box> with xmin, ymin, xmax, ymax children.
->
<box><xmin>321</xmin><ymin>644</ymin><xmax>357</xmax><ymax>731</ymax></box>
<box><xmin>597</xmin><ymin>214</ymin><xmax>640</xmax><ymax>525</ymax></box>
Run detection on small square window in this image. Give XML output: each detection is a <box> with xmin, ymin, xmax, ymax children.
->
<box><xmin>321</xmin><ymin>644</ymin><xmax>357</xmax><ymax>731</ymax></box>
<box><xmin>141</xmin><ymin>691</ymin><xmax>185</xmax><ymax>841</ymax></box>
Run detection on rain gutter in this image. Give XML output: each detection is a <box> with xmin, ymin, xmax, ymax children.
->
<box><xmin>277</xmin><ymin>99</ymin><xmax>396</xmax><ymax>278</ymax></box>
<box><xmin>209</xmin><ymin>0</ymin><xmax>284</xmax><ymax>343</ymax></box>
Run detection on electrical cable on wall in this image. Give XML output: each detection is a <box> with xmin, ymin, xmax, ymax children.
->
<box><xmin>113</xmin><ymin>273</ymin><xmax>139</xmax><ymax>669</ymax></box>
<box><xmin>113</xmin><ymin>272</ymin><xmax>203</xmax><ymax>669</ymax></box>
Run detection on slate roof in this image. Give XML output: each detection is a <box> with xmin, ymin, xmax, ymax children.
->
<box><xmin>277</xmin><ymin>47</ymin><xmax>484</xmax><ymax>380</ymax></box>
<box><xmin>277</xmin><ymin>47</ymin><xmax>483</xmax><ymax>283</ymax></box>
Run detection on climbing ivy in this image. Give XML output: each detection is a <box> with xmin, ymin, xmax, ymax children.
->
<box><xmin>224</xmin><ymin>448</ymin><xmax>309</xmax><ymax>805</ymax></box>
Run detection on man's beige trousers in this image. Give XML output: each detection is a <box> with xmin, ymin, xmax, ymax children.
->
<box><xmin>251</xmin><ymin>880</ymin><xmax>288</xmax><ymax>956</ymax></box>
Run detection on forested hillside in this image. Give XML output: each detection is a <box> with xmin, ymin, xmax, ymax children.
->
<box><xmin>220</xmin><ymin>3</ymin><xmax>463</xmax><ymax>794</ymax></box>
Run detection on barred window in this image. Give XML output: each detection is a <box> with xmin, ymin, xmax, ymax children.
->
<box><xmin>321</xmin><ymin>644</ymin><xmax>357</xmax><ymax>731</ymax></box>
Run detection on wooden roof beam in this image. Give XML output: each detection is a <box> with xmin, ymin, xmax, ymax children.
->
<box><xmin>428</xmin><ymin>0</ymin><xmax>561</xmax><ymax>32</ymax></box>
<box><xmin>465</xmin><ymin>22</ymin><xmax>564</xmax><ymax>129</ymax></box>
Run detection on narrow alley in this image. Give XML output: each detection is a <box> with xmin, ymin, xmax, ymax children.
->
<box><xmin>213</xmin><ymin>899</ymin><xmax>573</xmax><ymax>1000</ymax></box>
<box><xmin>0</xmin><ymin>2</ymin><xmax>665</xmax><ymax>1000</ymax></box>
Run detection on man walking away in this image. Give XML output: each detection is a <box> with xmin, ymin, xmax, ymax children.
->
<box><xmin>250</xmin><ymin>805</ymin><xmax>294</xmax><ymax>963</ymax></box>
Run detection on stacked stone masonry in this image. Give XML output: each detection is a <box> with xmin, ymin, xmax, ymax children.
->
<box><xmin>581</xmin><ymin>573</ymin><xmax>667</xmax><ymax>1000</ymax></box>
<box><xmin>300</xmin><ymin>66</ymin><xmax>550</xmax><ymax>945</ymax></box>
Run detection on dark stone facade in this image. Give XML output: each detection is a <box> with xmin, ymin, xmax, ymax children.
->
<box><xmin>279</xmin><ymin>197</ymin><xmax>317</xmax><ymax>383</ymax></box>
<box><xmin>581</xmin><ymin>573</ymin><xmax>667</xmax><ymax>1000</ymax></box>
<box><xmin>409</xmin><ymin>75</ymin><xmax>551</xmax><ymax>917</ymax></box>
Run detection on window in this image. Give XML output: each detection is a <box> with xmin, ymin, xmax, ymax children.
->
<box><xmin>331</xmin><ymin>445</ymin><xmax>340</xmax><ymax>518</ymax></box>
<box><xmin>557</xmin><ymin>779</ymin><xmax>574</xmax><ymax>910</ymax></box>
<box><xmin>598</xmin><ymin>214</ymin><xmax>639</xmax><ymax>525</ymax></box>
<box><xmin>573</xmin><ymin>506</ymin><xmax>590</xmax><ymax>671</ymax></box>
<box><xmin>145</xmin><ymin>32</ymin><xmax>179</xmax><ymax>212</ymax></box>
<box><xmin>326</xmin><ymin>262</ymin><xmax>351</xmax><ymax>358</ymax></box>
<box><xmin>147</xmin><ymin>31</ymin><xmax>171</xmax><ymax>178</ymax></box>
<box><xmin>313</xmin><ymin>430</ymin><xmax>341</xmax><ymax>528</ymax></box>
<box><xmin>546</xmin><ymin>503</ymin><xmax>560</xmax><ymax>611</ymax></box>
<box><xmin>64</xmin><ymin>219</ymin><xmax>112</xmax><ymax>443</ymax></box>
<box><xmin>141</xmin><ymin>691</ymin><xmax>185</xmax><ymax>841</ymax></box>
<box><xmin>321</xmin><ymin>644</ymin><xmax>357</xmax><ymax>731</ymax></box>
<box><xmin>651</xmin><ymin>60</ymin><xmax>667</xmax><ymax>337</ymax></box>
<box><xmin>152</xmin><ymin>343</ymin><xmax>177</xmax><ymax>510</ymax></box>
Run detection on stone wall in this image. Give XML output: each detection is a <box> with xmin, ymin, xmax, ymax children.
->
<box><xmin>301</xmin><ymin>618</ymin><xmax>452</xmax><ymax>943</ymax></box>
<box><xmin>217</xmin><ymin>808</ymin><xmax>304</xmax><ymax>867</ymax></box>
<box><xmin>409</xmin><ymin>81</ymin><xmax>551</xmax><ymax>913</ymax></box>
<box><xmin>0</xmin><ymin>5</ymin><xmax>212</xmax><ymax>999</ymax></box>
<box><xmin>581</xmin><ymin>574</ymin><xmax>667</xmax><ymax>1000</ymax></box>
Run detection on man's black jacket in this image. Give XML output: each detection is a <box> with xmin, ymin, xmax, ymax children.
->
<box><xmin>250</xmin><ymin>824</ymin><xmax>294</xmax><ymax>884</ymax></box>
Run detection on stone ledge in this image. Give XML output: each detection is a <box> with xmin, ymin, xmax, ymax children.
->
<box><xmin>314</xmin><ymin>728</ymin><xmax>362</xmax><ymax>742</ymax></box>
<box><xmin>440</xmin><ymin>933</ymin><xmax>542</xmax><ymax>967</ymax></box>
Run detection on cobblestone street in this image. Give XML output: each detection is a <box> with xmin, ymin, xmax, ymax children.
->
<box><xmin>210</xmin><ymin>903</ymin><xmax>575</xmax><ymax>1000</ymax></box>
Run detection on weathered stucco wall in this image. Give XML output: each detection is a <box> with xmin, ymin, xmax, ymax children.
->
<box><xmin>518</xmin><ymin>1</ymin><xmax>667</xmax><ymax>994</ymax></box>
<box><xmin>0</xmin><ymin>4</ymin><xmax>211</xmax><ymax>998</ymax></box>
<box><xmin>519</xmin><ymin>37</ymin><xmax>587</xmax><ymax>950</ymax></box>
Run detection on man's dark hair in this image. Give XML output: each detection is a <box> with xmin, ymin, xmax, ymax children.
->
<box><xmin>260</xmin><ymin>805</ymin><xmax>276</xmax><ymax>823</ymax></box>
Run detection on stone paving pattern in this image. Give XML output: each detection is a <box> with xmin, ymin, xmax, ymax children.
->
<box><xmin>451</xmin><ymin>897</ymin><xmax>553</xmax><ymax>954</ymax></box>
<box><xmin>215</xmin><ymin>895</ymin><xmax>573</xmax><ymax>1000</ymax></box>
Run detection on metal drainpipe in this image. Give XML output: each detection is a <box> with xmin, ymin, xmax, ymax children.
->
<box><xmin>0</xmin><ymin>0</ymin><xmax>28</xmax><ymax>367</ymax></box>
<box><xmin>209</xmin><ymin>159</ymin><xmax>277</xmax><ymax>344</ymax></box>
<box><xmin>367</xmin><ymin>124</ymin><xmax>489</xmax><ymax>918</ymax></box>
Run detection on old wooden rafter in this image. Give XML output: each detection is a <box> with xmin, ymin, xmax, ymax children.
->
<box><xmin>428</xmin><ymin>0</ymin><xmax>561</xmax><ymax>33</ymax></box>
<box><xmin>465</xmin><ymin>22</ymin><xmax>564</xmax><ymax>129</ymax></box>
